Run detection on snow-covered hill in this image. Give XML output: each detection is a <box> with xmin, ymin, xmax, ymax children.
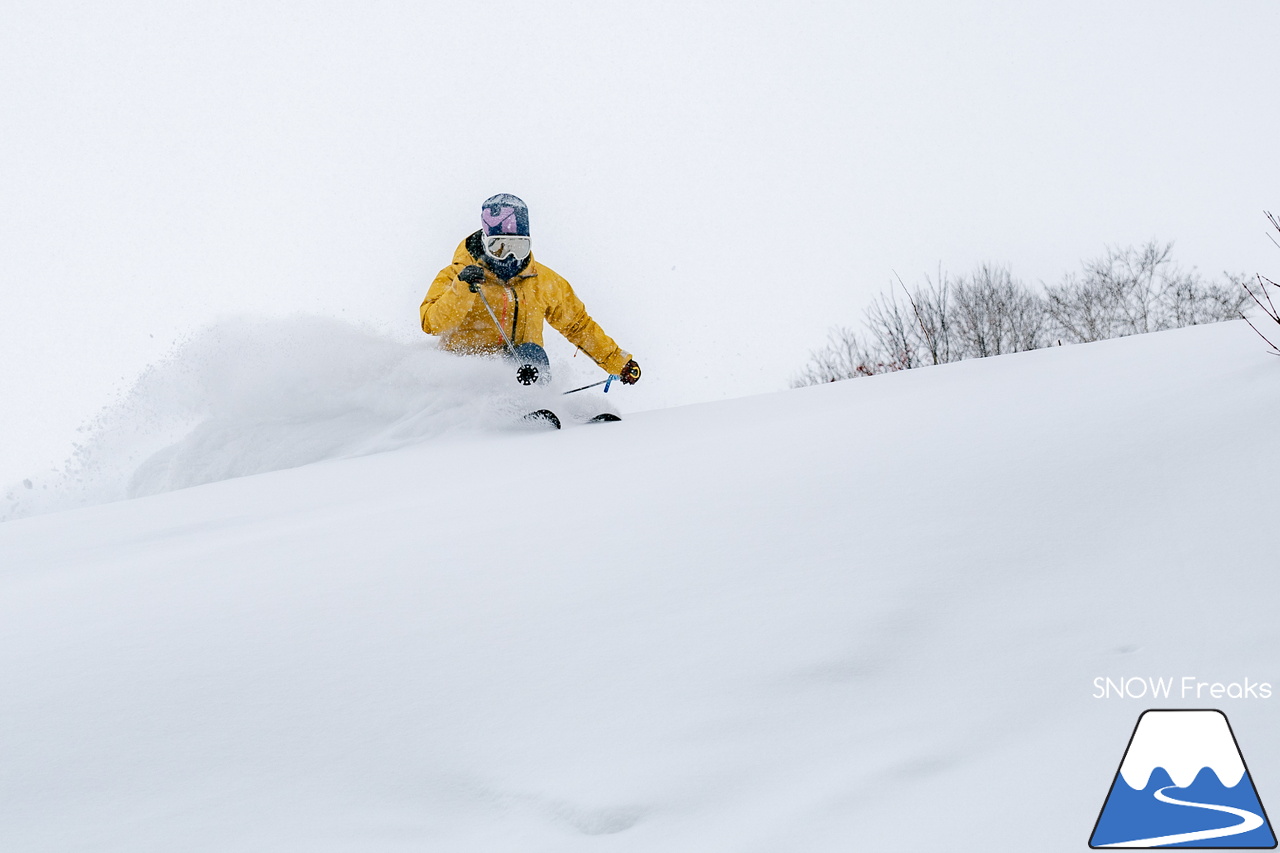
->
<box><xmin>2</xmin><ymin>321</ymin><xmax>1277</xmax><ymax>852</ymax></box>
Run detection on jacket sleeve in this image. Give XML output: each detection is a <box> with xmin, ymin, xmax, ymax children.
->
<box><xmin>545</xmin><ymin>273</ymin><xmax>631</xmax><ymax>374</ymax></box>
<box><xmin>420</xmin><ymin>265</ymin><xmax>478</xmax><ymax>335</ymax></box>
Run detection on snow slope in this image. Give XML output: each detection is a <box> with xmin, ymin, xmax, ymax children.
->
<box><xmin>2</xmin><ymin>321</ymin><xmax>1278</xmax><ymax>852</ymax></box>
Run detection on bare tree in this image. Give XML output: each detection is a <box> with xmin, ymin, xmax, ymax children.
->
<box><xmin>1240</xmin><ymin>211</ymin><xmax>1280</xmax><ymax>355</ymax></box>
<box><xmin>791</xmin><ymin>325</ymin><xmax>908</xmax><ymax>386</ymax></box>
<box><xmin>950</xmin><ymin>264</ymin><xmax>1046</xmax><ymax>358</ymax></box>
<box><xmin>791</xmin><ymin>276</ymin><xmax>952</xmax><ymax>387</ymax></box>
<box><xmin>795</xmin><ymin>239</ymin><xmax>1248</xmax><ymax>386</ymax></box>
<box><xmin>1046</xmin><ymin>240</ymin><xmax>1247</xmax><ymax>343</ymax></box>
<box><xmin>900</xmin><ymin>272</ymin><xmax>954</xmax><ymax>367</ymax></box>
<box><xmin>862</xmin><ymin>274</ymin><xmax>954</xmax><ymax>370</ymax></box>
<box><xmin>1162</xmin><ymin>271</ymin><xmax>1251</xmax><ymax>328</ymax></box>
<box><xmin>863</xmin><ymin>292</ymin><xmax>922</xmax><ymax>371</ymax></box>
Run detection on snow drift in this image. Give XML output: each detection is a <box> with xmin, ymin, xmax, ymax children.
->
<box><xmin>1</xmin><ymin>320</ymin><xmax>1278</xmax><ymax>852</ymax></box>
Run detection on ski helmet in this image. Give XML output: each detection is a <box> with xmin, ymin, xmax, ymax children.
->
<box><xmin>481</xmin><ymin>193</ymin><xmax>530</xmax><ymax>237</ymax></box>
<box><xmin>479</xmin><ymin>193</ymin><xmax>531</xmax><ymax>280</ymax></box>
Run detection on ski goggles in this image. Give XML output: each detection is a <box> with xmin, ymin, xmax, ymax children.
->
<box><xmin>483</xmin><ymin>234</ymin><xmax>532</xmax><ymax>261</ymax></box>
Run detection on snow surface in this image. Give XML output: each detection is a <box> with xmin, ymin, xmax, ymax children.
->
<box><xmin>2</xmin><ymin>320</ymin><xmax>1278</xmax><ymax>851</ymax></box>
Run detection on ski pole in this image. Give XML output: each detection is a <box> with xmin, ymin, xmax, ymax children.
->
<box><xmin>562</xmin><ymin>377</ymin><xmax>618</xmax><ymax>396</ymax></box>
<box><xmin>474</xmin><ymin>284</ymin><xmax>543</xmax><ymax>385</ymax></box>
<box><xmin>473</xmin><ymin>285</ymin><xmax>518</xmax><ymax>357</ymax></box>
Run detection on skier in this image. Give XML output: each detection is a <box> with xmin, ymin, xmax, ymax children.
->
<box><xmin>419</xmin><ymin>194</ymin><xmax>641</xmax><ymax>389</ymax></box>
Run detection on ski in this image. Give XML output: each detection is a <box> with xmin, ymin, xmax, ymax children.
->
<box><xmin>519</xmin><ymin>409</ymin><xmax>620</xmax><ymax>429</ymax></box>
<box><xmin>521</xmin><ymin>409</ymin><xmax>561</xmax><ymax>429</ymax></box>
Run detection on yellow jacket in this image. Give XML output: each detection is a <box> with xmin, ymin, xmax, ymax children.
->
<box><xmin>420</xmin><ymin>232</ymin><xmax>632</xmax><ymax>375</ymax></box>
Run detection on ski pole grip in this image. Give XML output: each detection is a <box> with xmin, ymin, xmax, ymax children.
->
<box><xmin>604</xmin><ymin>374</ymin><xmax>616</xmax><ymax>393</ymax></box>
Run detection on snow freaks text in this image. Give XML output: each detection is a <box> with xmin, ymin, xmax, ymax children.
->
<box><xmin>1092</xmin><ymin>677</ymin><xmax>1273</xmax><ymax>701</ymax></box>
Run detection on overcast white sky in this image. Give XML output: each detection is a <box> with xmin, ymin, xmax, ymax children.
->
<box><xmin>3</xmin><ymin>1</ymin><xmax>1277</xmax><ymax>483</ymax></box>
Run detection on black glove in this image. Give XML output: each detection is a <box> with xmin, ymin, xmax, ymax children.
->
<box><xmin>618</xmin><ymin>359</ymin><xmax>641</xmax><ymax>385</ymax></box>
<box><xmin>458</xmin><ymin>264</ymin><xmax>485</xmax><ymax>292</ymax></box>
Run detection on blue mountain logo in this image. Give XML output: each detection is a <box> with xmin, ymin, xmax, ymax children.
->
<box><xmin>1091</xmin><ymin>709</ymin><xmax>1276</xmax><ymax>848</ymax></box>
